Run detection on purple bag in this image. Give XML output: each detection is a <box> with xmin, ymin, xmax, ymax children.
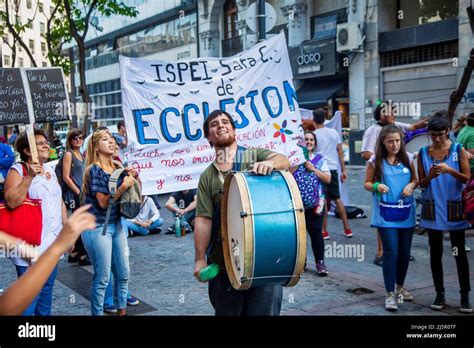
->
<box><xmin>293</xmin><ymin>155</ymin><xmax>324</xmax><ymax>209</ymax></box>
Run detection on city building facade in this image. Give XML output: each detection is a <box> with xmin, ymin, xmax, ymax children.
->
<box><xmin>66</xmin><ymin>0</ymin><xmax>474</xmax><ymax>130</ymax></box>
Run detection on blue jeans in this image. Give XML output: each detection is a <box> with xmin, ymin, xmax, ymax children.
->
<box><xmin>377</xmin><ymin>228</ymin><xmax>414</xmax><ymax>292</ymax></box>
<box><xmin>122</xmin><ymin>217</ymin><xmax>163</xmax><ymax>236</ymax></box>
<box><xmin>104</xmin><ymin>274</ymin><xmax>134</xmax><ymax>308</ymax></box>
<box><xmin>15</xmin><ymin>265</ymin><xmax>58</xmax><ymax>316</ymax></box>
<box><xmin>82</xmin><ymin>222</ymin><xmax>130</xmax><ymax>315</ymax></box>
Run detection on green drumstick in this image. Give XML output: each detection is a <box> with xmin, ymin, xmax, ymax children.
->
<box><xmin>198</xmin><ymin>264</ymin><xmax>220</xmax><ymax>281</ymax></box>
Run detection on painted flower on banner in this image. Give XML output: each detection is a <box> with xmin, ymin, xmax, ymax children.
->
<box><xmin>273</xmin><ymin>120</ymin><xmax>293</xmax><ymax>143</ymax></box>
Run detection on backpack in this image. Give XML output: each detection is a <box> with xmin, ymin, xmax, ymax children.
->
<box><xmin>336</xmin><ymin>206</ymin><xmax>366</xmax><ymax>219</ymax></box>
<box><xmin>293</xmin><ymin>155</ymin><xmax>325</xmax><ymax>210</ymax></box>
<box><xmin>54</xmin><ymin>151</ymin><xmax>69</xmax><ymax>196</ymax></box>
<box><xmin>102</xmin><ymin>164</ymin><xmax>142</xmax><ymax>235</ymax></box>
<box><xmin>463</xmin><ymin>175</ymin><xmax>474</xmax><ymax>223</ymax></box>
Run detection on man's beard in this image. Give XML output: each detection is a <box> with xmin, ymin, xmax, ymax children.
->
<box><xmin>214</xmin><ymin>133</ymin><xmax>236</xmax><ymax>148</ymax></box>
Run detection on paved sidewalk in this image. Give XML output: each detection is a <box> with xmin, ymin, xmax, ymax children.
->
<box><xmin>1</xmin><ymin>166</ymin><xmax>472</xmax><ymax>315</ymax></box>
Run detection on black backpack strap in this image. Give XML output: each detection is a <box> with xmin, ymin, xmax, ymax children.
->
<box><xmin>207</xmin><ymin>146</ymin><xmax>247</xmax><ymax>259</ymax></box>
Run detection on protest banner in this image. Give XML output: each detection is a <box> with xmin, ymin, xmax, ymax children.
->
<box><xmin>120</xmin><ymin>33</ymin><xmax>305</xmax><ymax>195</ymax></box>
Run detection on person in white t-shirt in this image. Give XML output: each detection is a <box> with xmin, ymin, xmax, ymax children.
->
<box><xmin>313</xmin><ymin>108</ymin><xmax>352</xmax><ymax>239</ymax></box>
<box><xmin>121</xmin><ymin>196</ymin><xmax>163</xmax><ymax>236</ymax></box>
<box><xmin>361</xmin><ymin>101</ymin><xmax>427</xmax><ymax>266</ymax></box>
<box><xmin>361</xmin><ymin>101</ymin><xmax>428</xmax><ymax>161</ymax></box>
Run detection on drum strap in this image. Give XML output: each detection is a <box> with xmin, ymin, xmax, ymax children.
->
<box><xmin>207</xmin><ymin>146</ymin><xmax>247</xmax><ymax>259</ymax></box>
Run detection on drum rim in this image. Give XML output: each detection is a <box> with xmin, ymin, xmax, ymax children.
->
<box><xmin>280</xmin><ymin>170</ymin><xmax>307</xmax><ymax>287</ymax></box>
<box><xmin>221</xmin><ymin>172</ymin><xmax>254</xmax><ymax>290</ymax></box>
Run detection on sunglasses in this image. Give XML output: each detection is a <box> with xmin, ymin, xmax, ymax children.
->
<box><xmin>73</xmin><ymin>135</ymin><xmax>84</xmax><ymax>141</ymax></box>
<box><xmin>429</xmin><ymin>131</ymin><xmax>447</xmax><ymax>138</ymax></box>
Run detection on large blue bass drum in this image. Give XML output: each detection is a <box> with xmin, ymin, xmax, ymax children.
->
<box><xmin>221</xmin><ymin>170</ymin><xmax>307</xmax><ymax>290</ymax></box>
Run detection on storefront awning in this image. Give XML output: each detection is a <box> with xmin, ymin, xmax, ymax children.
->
<box><xmin>296</xmin><ymin>78</ymin><xmax>346</xmax><ymax>111</ymax></box>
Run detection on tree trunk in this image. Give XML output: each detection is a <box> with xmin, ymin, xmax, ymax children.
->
<box><xmin>447</xmin><ymin>48</ymin><xmax>474</xmax><ymax>126</ymax></box>
<box><xmin>77</xmin><ymin>39</ymin><xmax>92</xmax><ymax>135</ymax></box>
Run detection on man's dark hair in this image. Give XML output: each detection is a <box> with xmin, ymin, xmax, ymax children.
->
<box><xmin>467</xmin><ymin>113</ymin><xmax>474</xmax><ymax>127</ymax></box>
<box><xmin>15</xmin><ymin>129</ymin><xmax>48</xmax><ymax>162</ymax></box>
<box><xmin>117</xmin><ymin>120</ymin><xmax>125</xmax><ymax>130</ymax></box>
<box><xmin>428</xmin><ymin>110</ymin><xmax>449</xmax><ymax>132</ymax></box>
<box><xmin>374</xmin><ymin>101</ymin><xmax>393</xmax><ymax>121</ymax></box>
<box><xmin>203</xmin><ymin>110</ymin><xmax>236</xmax><ymax>145</ymax></box>
<box><xmin>312</xmin><ymin>108</ymin><xmax>326</xmax><ymax>125</ymax></box>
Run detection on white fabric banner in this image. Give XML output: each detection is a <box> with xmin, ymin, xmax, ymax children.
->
<box><xmin>120</xmin><ymin>33</ymin><xmax>305</xmax><ymax>195</ymax></box>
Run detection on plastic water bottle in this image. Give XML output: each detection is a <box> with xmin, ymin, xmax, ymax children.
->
<box><xmin>198</xmin><ymin>264</ymin><xmax>220</xmax><ymax>281</ymax></box>
<box><xmin>174</xmin><ymin>214</ymin><xmax>181</xmax><ymax>237</ymax></box>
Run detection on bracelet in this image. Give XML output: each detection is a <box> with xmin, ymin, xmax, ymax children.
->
<box><xmin>372</xmin><ymin>182</ymin><xmax>381</xmax><ymax>193</ymax></box>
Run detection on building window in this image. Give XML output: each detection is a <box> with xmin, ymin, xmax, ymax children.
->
<box><xmin>398</xmin><ymin>0</ymin><xmax>458</xmax><ymax>28</ymax></box>
<box><xmin>15</xmin><ymin>15</ymin><xmax>20</xmax><ymax>25</ymax></box>
<box><xmin>40</xmin><ymin>22</ymin><xmax>45</xmax><ymax>36</ymax></box>
<box><xmin>380</xmin><ymin>40</ymin><xmax>458</xmax><ymax>68</ymax></box>
<box><xmin>223</xmin><ymin>0</ymin><xmax>238</xmax><ymax>40</ymax></box>
<box><xmin>26</xmin><ymin>0</ymin><xmax>31</xmax><ymax>9</ymax></box>
<box><xmin>41</xmin><ymin>41</ymin><xmax>46</xmax><ymax>54</ymax></box>
<box><xmin>2</xmin><ymin>34</ymin><xmax>8</xmax><ymax>44</ymax></box>
<box><xmin>18</xmin><ymin>44</ymin><xmax>22</xmax><ymax>52</ymax></box>
<box><xmin>50</xmin><ymin>6</ymin><xmax>55</xmax><ymax>16</ymax></box>
<box><xmin>4</xmin><ymin>55</ymin><xmax>10</xmax><ymax>66</ymax></box>
<box><xmin>38</xmin><ymin>1</ymin><xmax>43</xmax><ymax>13</ymax></box>
<box><xmin>42</xmin><ymin>61</ymin><xmax>48</xmax><ymax>67</ymax></box>
<box><xmin>18</xmin><ymin>57</ymin><xmax>23</xmax><ymax>67</ymax></box>
<box><xmin>222</xmin><ymin>0</ymin><xmax>242</xmax><ymax>57</ymax></box>
<box><xmin>29</xmin><ymin>39</ymin><xmax>35</xmax><ymax>54</ymax></box>
<box><xmin>27</xmin><ymin>20</ymin><xmax>33</xmax><ymax>29</ymax></box>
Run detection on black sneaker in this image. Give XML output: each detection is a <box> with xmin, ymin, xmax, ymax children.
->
<box><xmin>431</xmin><ymin>292</ymin><xmax>445</xmax><ymax>310</ymax></box>
<box><xmin>460</xmin><ymin>293</ymin><xmax>473</xmax><ymax>313</ymax></box>
<box><xmin>373</xmin><ymin>254</ymin><xmax>383</xmax><ymax>267</ymax></box>
<box><xmin>165</xmin><ymin>227</ymin><xmax>175</xmax><ymax>235</ymax></box>
<box><xmin>78</xmin><ymin>255</ymin><xmax>92</xmax><ymax>266</ymax></box>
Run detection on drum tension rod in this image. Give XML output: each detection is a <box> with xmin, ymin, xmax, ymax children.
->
<box><xmin>240</xmin><ymin>275</ymin><xmax>300</xmax><ymax>281</ymax></box>
<box><xmin>240</xmin><ymin>208</ymin><xmax>304</xmax><ymax>218</ymax></box>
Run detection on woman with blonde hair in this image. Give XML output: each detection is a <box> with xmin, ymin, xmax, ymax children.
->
<box><xmin>81</xmin><ymin>129</ymin><xmax>138</xmax><ymax>316</ymax></box>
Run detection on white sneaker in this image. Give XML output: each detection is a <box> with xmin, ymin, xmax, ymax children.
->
<box><xmin>397</xmin><ymin>287</ymin><xmax>414</xmax><ymax>301</ymax></box>
<box><xmin>385</xmin><ymin>292</ymin><xmax>398</xmax><ymax>311</ymax></box>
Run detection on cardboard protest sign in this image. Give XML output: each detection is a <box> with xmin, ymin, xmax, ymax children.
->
<box><xmin>0</xmin><ymin>68</ymin><xmax>30</xmax><ymax>126</ymax></box>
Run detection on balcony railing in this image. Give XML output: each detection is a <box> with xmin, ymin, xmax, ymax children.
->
<box><xmin>222</xmin><ymin>36</ymin><xmax>243</xmax><ymax>57</ymax></box>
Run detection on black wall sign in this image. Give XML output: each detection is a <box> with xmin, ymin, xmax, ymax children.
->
<box><xmin>26</xmin><ymin>68</ymin><xmax>69</xmax><ymax>123</ymax></box>
<box><xmin>289</xmin><ymin>39</ymin><xmax>339</xmax><ymax>79</ymax></box>
<box><xmin>0</xmin><ymin>68</ymin><xmax>30</xmax><ymax>126</ymax></box>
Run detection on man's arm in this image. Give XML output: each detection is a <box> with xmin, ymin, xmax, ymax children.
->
<box><xmin>184</xmin><ymin>195</ymin><xmax>197</xmax><ymax>214</ymax></box>
<box><xmin>193</xmin><ymin>216</ymin><xmax>212</xmax><ymax>281</ymax></box>
<box><xmin>361</xmin><ymin>151</ymin><xmax>373</xmax><ymax>161</ymax></box>
<box><xmin>407</xmin><ymin>118</ymin><xmax>428</xmax><ymax>131</ymax></box>
<box><xmin>165</xmin><ymin>196</ymin><xmax>185</xmax><ymax>215</ymax></box>
<box><xmin>337</xmin><ymin>143</ymin><xmax>347</xmax><ymax>182</ymax></box>
<box><xmin>252</xmin><ymin>152</ymin><xmax>290</xmax><ymax>175</ymax></box>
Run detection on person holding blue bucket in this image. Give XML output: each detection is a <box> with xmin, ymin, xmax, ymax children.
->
<box><xmin>364</xmin><ymin>124</ymin><xmax>418</xmax><ymax>311</ymax></box>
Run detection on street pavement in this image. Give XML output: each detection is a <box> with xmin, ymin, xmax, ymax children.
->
<box><xmin>0</xmin><ymin>165</ymin><xmax>473</xmax><ymax>316</ymax></box>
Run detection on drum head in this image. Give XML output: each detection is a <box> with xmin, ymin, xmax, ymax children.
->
<box><xmin>405</xmin><ymin>133</ymin><xmax>432</xmax><ymax>155</ymax></box>
<box><xmin>221</xmin><ymin>171</ymin><xmax>306</xmax><ymax>290</ymax></box>
<box><xmin>222</xmin><ymin>173</ymin><xmax>254</xmax><ymax>290</ymax></box>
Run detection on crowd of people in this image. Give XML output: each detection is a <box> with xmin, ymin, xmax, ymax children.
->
<box><xmin>0</xmin><ymin>104</ymin><xmax>472</xmax><ymax>316</ymax></box>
